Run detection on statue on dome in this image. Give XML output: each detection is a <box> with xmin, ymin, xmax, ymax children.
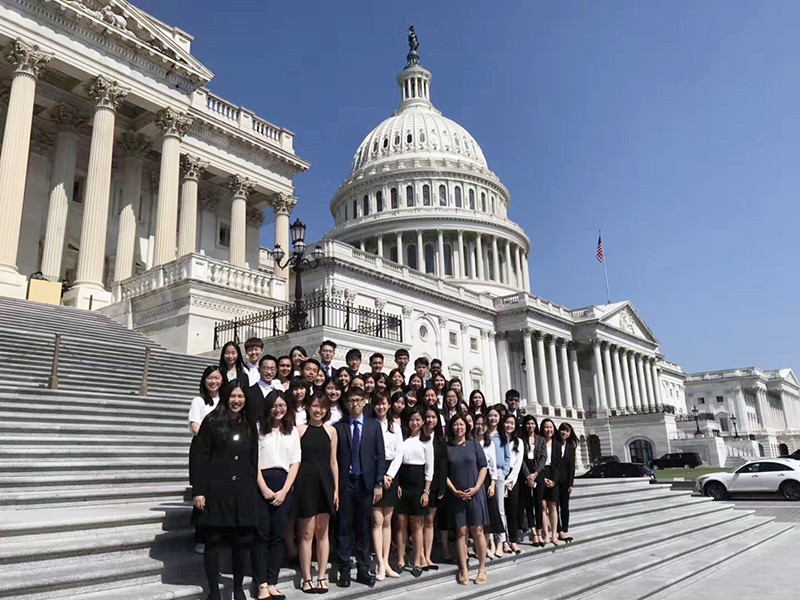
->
<box><xmin>406</xmin><ymin>26</ymin><xmax>420</xmax><ymax>68</ymax></box>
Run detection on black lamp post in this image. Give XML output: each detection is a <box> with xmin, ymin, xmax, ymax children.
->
<box><xmin>692</xmin><ymin>406</ymin><xmax>702</xmax><ymax>436</ymax></box>
<box><xmin>272</xmin><ymin>219</ymin><xmax>323</xmax><ymax>332</ymax></box>
<box><xmin>731</xmin><ymin>414</ymin><xmax>739</xmax><ymax>439</ymax></box>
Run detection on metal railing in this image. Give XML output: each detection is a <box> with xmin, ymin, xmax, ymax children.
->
<box><xmin>213</xmin><ymin>295</ymin><xmax>403</xmax><ymax>349</ymax></box>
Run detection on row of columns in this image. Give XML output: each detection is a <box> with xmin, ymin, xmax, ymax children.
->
<box><xmin>361</xmin><ymin>229</ymin><xmax>531</xmax><ymax>292</ymax></box>
<box><xmin>591</xmin><ymin>340</ymin><xmax>662</xmax><ymax>414</ymax></box>
<box><xmin>517</xmin><ymin>329</ymin><xmax>584</xmax><ymax>414</ymax></box>
<box><xmin>0</xmin><ymin>40</ymin><xmax>289</xmax><ymax>305</ymax></box>
<box><xmin>750</xmin><ymin>385</ymin><xmax>800</xmax><ymax>433</ymax></box>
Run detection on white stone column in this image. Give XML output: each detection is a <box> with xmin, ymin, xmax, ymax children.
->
<box><xmin>41</xmin><ymin>105</ymin><xmax>84</xmax><ymax>279</ymax></box>
<box><xmin>628</xmin><ymin>351</ymin><xmax>642</xmax><ymax>411</ymax></box>
<box><xmin>457</xmin><ymin>230</ymin><xmax>465</xmax><ymax>278</ymax></box>
<box><xmin>113</xmin><ymin>133</ymin><xmax>150</xmax><ymax>282</ymax></box>
<box><xmin>522</xmin><ymin>329</ymin><xmax>539</xmax><ymax>409</ymax></box>
<box><xmin>416</xmin><ymin>230</ymin><xmax>424</xmax><ymax>271</ymax></box>
<box><xmin>515</xmin><ymin>246</ymin><xmax>524</xmax><ymax>289</ymax></box>
<box><xmin>496</xmin><ymin>332</ymin><xmax>511</xmax><ymax>393</ymax></box>
<box><xmin>569</xmin><ymin>342</ymin><xmax>584</xmax><ymax>411</ymax></box>
<box><xmin>535</xmin><ymin>331</ymin><xmax>551</xmax><ymax>408</ymax></box>
<box><xmin>65</xmin><ymin>76</ymin><xmax>128</xmax><ymax>309</ymax></box>
<box><xmin>153</xmin><ymin>108</ymin><xmax>193</xmax><ymax>266</ymax></box>
<box><xmin>592</xmin><ymin>340</ymin><xmax>608</xmax><ymax>411</ymax></box>
<box><xmin>267</xmin><ymin>194</ymin><xmax>297</xmax><ymax>287</ymax></box>
<box><xmin>476</xmin><ymin>233</ymin><xmax>485</xmax><ymax>280</ymax></box>
<box><xmin>644</xmin><ymin>358</ymin><xmax>656</xmax><ymax>410</ymax></box>
<box><xmin>480</xmin><ymin>329</ymin><xmax>496</xmax><ymax>401</ymax></box>
<box><xmin>491</xmin><ymin>237</ymin><xmax>501</xmax><ymax>282</ymax></box>
<box><xmin>522</xmin><ymin>252</ymin><xmax>531</xmax><ymax>293</ymax></box>
<box><xmin>611</xmin><ymin>345</ymin><xmax>627</xmax><ymax>413</ymax></box>
<box><xmin>558</xmin><ymin>339</ymin><xmax>573</xmax><ymax>410</ymax></box>
<box><xmin>177</xmin><ymin>155</ymin><xmax>208</xmax><ymax>258</ymax></box>
<box><xmin>636</xmin><ymin>354</ymin><xmax>650</xmax><ymax>410</ymax></box>
<box><xmin>602</xmin><ymin>343</ymin><xmax>617</xmax><ymax>412</ymax></box>
<box><xmin>228</xmin><ymin>175</ymin><xmax>254</xmax><ymax>267</ymax></box>
<box><xmin>0</xmin><ymin>40</ymin><xmax>52</xmax><ymax>296</ymax></box>
<box><xmin>488</xmin><ymin>331</ymin><xmax>501</xmax><ymax>400</ymax></box>
<box><xmin>396</xmin><ymin>231</ymin><xmax>403</xmax><ymax>265</ymax></box>
<box><xmin>437</xmin><ymin>229</ymin><xmax>445</xmax><ymax>277</ymax></box>
<box><xmin>468</xmin><ymin>240</ymin><xmax>477</xmax><ymax>279</ymax></box>
<box><xmin>504</xmin><ymin>240</ymin><xmax>513</xmax><ymax>285</ymax></box>
<box><xmin>377</xmin><ymin>234</ymin><xmax>384</xmax><ymax>258</ymax></box>
<box><xmin>548</xmin><ymin>336</ymin><xmax>562</xmax><ymax>409</ymax></box>
<box><xmin>652</xmin><ymin>363</ymin><xmax>664</xmax><ymax>408</ymax></box>
<box><xmin>621</xmin><ymin>349</ymin><xmax>635</xmax><ymax>412</ymax></box>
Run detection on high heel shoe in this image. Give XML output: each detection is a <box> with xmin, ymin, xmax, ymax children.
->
<box><xmin>475</xmin><ymin>569</ymin><xmax>487</xmax><ymax>584</ymax></box>
<box><xmin>257</xmin><ymin>583</ymin><xmax>271</xmax><ymax>600</ymax></box>
<box><xmin>301</xmin><ymin>580</ymin><xmax>315</xmax><ymax>594</ymax></box>
<box><xmin>457</xmin><ymin>571</ymin><xmax>470</xmax><ymax>585</ymax></box>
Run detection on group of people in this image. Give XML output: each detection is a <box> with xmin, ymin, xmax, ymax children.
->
<box><xmin>187</xmin><ymin>338</ymin><xmax>578</xmax><ymax>600</ymax></box>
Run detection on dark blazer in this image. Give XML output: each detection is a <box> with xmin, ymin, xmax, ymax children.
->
<box><xmin>244</xmin><ymin>382</ymin><xmax>279</xmax><ymax>426</ymax></box>
<box><xmin>520</xmin><ymin>434</ymin><xmax>547</xmax><ymax>481</ymax></box>
<box><xmin>333</xmin><ymin>416</ymin><xmax>386</xmax><ymax>492</ymax></box>
<box><xmin>555</xmin><ymin>440</ymin><xmax>577</xmax><ymax>488</ymax></box>
<box><xmin>320</xmin><ymin>363</ymin><xmax>338</xmax><ymax>380</ymax></box>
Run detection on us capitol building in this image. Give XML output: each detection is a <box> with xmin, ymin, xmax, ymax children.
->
<box><xmin>0</xmin><ymin>1</ymin><xmax>796</xmax><ymax>466</ymax></box>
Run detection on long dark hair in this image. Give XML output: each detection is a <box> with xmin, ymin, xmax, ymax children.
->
<box><xmin>288</xmin><ymin>376</ymin><xmax>311</xmax><ymax>412</ymax></box>
<box><xmin>404</xmin><ymin>406</ymin><xmax>431</xmax><ymax>443</ymax></box>
<box><xmin>423</xmin><ymin>405</ymin><xmax>444</xmax><ymax>443</ymax></box>
<box><xmin>218</xmin><ymin>342</ymin><xmax>246</xmax><ymax>379</ymax></box>
<box><xmin>504</xmin><ymin>413</ymin><xmax>521</xmax><ymax>453</ymax></box>
<box><xmin>474</xmin><ymin>413</ymin><xmax>491</xmax><ymax>447</ymax></box>
<box><xmin>199</xmin><ymin>365</ymin><xmax>223</xmax><ymax>406</ymax></box>
<box><xmin>205</xmin><ymin>381</ymin><xmax>251</xmax><ymax>444</ymax></box>
<box><xmin>446</xmin><ymin>412</ymin><xmax>472</xmax><ymax>443</ymax></box>
<box><xmin>540</xmin><ymin>418</ymin><xmax>557</xmax><ymax>441</ymax></box>
<box><xmin>408</xmin><ymin>372</ymin><xmax>424</xmax><ymax>390</ymax></box>
<box><xmin>558</xmin><ymin>422</ymin><xmax>579</xmax><ymax>445</ymax></box>
<box><xmin>469</xmin><ymin>389</ymin><xmax>486</xmax><ymax>414</ymax></box>
<box><xmin>390</xmin><ymin>391</ymin><xmax>406</xmax><ymax>421</ymax></box>
<box><xmin>324</xmin><ymin>378</ymin><xmax>347</xmax><ymax>417</ymax></box>
<box><xmin>372</xmin><ymin>392</ymin><xmax>395</xmax><ymax>433</ymax></box>
<box><xmin>486</xmin><ymin>404</ymin><xmax>508</xmax><ymax>447</ymax></box>
<box><xmin>259</xmin><ymin>391</ymin><xmax>294</xmax><ymax>436</ymax></box>
<box><xmin>388</xmin><ymin>368</ymin><xmax>405</xmax><ymax>391</ymax></box>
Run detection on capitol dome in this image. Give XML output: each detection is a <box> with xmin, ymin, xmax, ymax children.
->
<box><xmin>327</xmin><ymin>29</ymin><xmax>531</xmax><ymax>297</ymax></box>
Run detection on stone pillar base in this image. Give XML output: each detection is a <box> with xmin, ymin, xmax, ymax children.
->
<box><xmin>62</xmin><ymin>282</ymin><xmax>112</xmax><ymax>310</ymax></box>
<box><xmin>0</xmin><ymin>265</ymin><xmax>28</xmax><ymax>299</ymax></box>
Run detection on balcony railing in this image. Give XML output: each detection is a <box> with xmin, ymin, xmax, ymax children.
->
<box><xmin>213</xmin><ymin>293</ymin><xmax>403</xmax><ymax>349</ymax></box>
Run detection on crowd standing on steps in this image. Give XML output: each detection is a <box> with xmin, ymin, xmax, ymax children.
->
<box><xmin>189</xmin><ymin>338</ymin><xmax>579</xmax><ymax>600</ymax></box>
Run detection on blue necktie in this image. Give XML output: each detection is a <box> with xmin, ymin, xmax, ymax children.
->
<box><xmin>351</xmin><ymin>420</ymin><xmax>362</xmax><ymax>476</ymax></box>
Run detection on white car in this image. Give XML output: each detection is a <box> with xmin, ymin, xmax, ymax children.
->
<box><xmin>696</xmin><ymin>458</ymin><xmax>800</xmax><ymax>501</ymax></box>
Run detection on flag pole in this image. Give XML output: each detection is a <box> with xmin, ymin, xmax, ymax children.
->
<box><xmin>600</xmin><ymin>229</ymin><xmax>611</xmax><ymax>304</ymax></box>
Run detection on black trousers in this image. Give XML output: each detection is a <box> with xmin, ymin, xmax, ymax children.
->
<box><xmin>504</xmin><ymin>482</ymin><xmax>522</xmax><ymax>544</ymax></box>
<box><xmin>337</xmin><ymin>474</ymin><xmax>372</xmax><ymax>576</ymax></box>
<box><xmin>522</xmin><ymin>479</ymin><xmax>544</xmax><ymax>531</ymax></box>
<box><xmin>252</xmin><ymin>468</ymin><xmax>293</xmax><ymax>586</ymax></box>
<box><xmin>204</xmin><ymin>530</ymin><xmax>250</xmax><ymax>599</ymax></box>
<box><xmin>556</xmin><ymin>482</ymin><xmax>571</xmax><ymax>532</ymax></box>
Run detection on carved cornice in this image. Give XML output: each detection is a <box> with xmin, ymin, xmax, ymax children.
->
<box><xmin>87</xmin><ymin>75</ymin><xmax>128</xmax><ymax>111</ymax></box>
<box><xmin>402</xmin><ymin>305</ymin><xmax>413</xmax><ymax>318</ymax></box>
<box><xmin>6</xmin><ymin>39</ymin><xmax>52</xmax><ymax>78</ymax></box>
<box><xmin>119</xmin><ymin>131</ymin><xmax>152</xmax><ymax>156</ymax></box>
<box><xmin>267</xmin><ymin>193</ymin><xmax>298</xmax><ymax>216</ymax></box>
<box><xmin>438</xmin><ymin>316</ymin><xmax>448</xmax><ymax>328</ymax></box>
<box><xmin>49</xmin><ymin>104</ymin><xmax>87</xmax><ymax>132</ymax></box>
<box><xmin>181</xmin><ymin>154</ymin><xmax>208</xmax><ymax>181</ymax></box>
<box><xmin>460</xmin><ymin>322</ymin><xmax>469</xmax><ymax>334</ymax></box>
<box><xmin>375</xmin><ymin>298</ymin><xmax>387</xmax><ymax>312</ymax></box>
<box><xmin>229</xmin><ymin>174</ymin><xmax>255</xmax><ymax>199</ymax></box>
<box><xmin>156</xmin><ymin>107</ymin><xmax>193</xmax><ymax>139</ymax></box>
<box><xmin>480</xmin><ymin>329</ymin><xmax>489</xmax><ymax>339</ymax></box>
<box><xmin>521</xmin><ymin>327</ymin><xmax>534</xmax><ymax>339</ymax></box>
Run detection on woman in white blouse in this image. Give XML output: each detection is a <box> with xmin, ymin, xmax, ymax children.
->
<box><xmin>253</xmin><ymin>392</ymin><xmax>301</xmax><ymax>600</ymax></box>
<box><xmin>395</xmin><ymin>409</ymin><xmax>434</xmax><ymax>578</ymax></box>
<box><xmin>370</xmin><ymin>393</ymin><xmax>404</xmax><ymax>580</ymax></box>
<box><xmin>503</xmin><ymin>414</ymin><xmax>524</xmax><ymax>554</ymax></box>
<box><xmin>473</xmin><ymin>414</ymin><xmax>503</xmax><ymax>559</ymax></box>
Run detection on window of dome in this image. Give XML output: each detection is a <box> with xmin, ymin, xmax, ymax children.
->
<box><xmin>455</xmin><ymin>187</ymin><xmax>462</xmax><ymax>208</ymax></box>
<box><xmin>444</xmin><ymin>245</ymin><xmax>453</xmax><ymax>276</ymax></box>
<box><xmin>442</xmin><ymin>131</ymin><xmax>450</xmax><ymax>147</ymax></box>
<box><xmin>454</xmin><ymin>136</ymin><xmax>460</xmax><ymax>148</ymax></box>
<box><xmin>363</xmin><ymin>194</ymin><xmax>370</xmax><ymax>216</ymax></box>
<box><xmin>481</xmin><ymin>192</ymin><xmax>487</xmax><ymax>212</ymax></box>
<box><xmin>424</xmin><ymin>244</ymin><xmax>435</xmax><ymax>274</ymax></box>
<box><xmin>383</xmin><ymin>137</ymin><xmax>389</xmax><ymax>150</ymax></box>
<box><xmin>469</xmin><ymin>189</ymin><xmax>475</xmax><ymax>210</ymax></box>
<box><xmin>353</xmin><ymin>199</ymin><xmax>358</xmax><ymax>218</ymax></box>
<box><xmin>430</xmin><ymin>130</ymin><xmax>438</xmax><ymax>149</ymax></box>
<box><xmin>394</xmin><ymin>134</ymin><xmax>400</xmax><ymax>146</ymax></box>
<box><xmin>376</xmin><ymin>191</ymin><xmax>384</xmax><ymax>212</ymax></box>
<box><xmin>406</xmin><ymin>185</ymin><xmax>415</xmax><ymax>207</ymax></box>
<box><xmin>490</xmin><ymin>196</ymin><xmax>495</xmax><ymax>214</ymax></box>
<box><xmin>407</xmin><ymin>244</ymin><xmax>418</xmax><ymax>269</ymax></box>
<box><xmin>406</xmin><ymin>133</ymin><xmax>413</xmax><ymax>144</ymax></box>
<box><xmin>439</xmin><ymin>185</ymin><xmax>447</xmax><ymax>206</ymax></box>
<box><xmin>391</xmin><ymin>187</ymin><xmax>398</xmax><ymax>209</ymax></box>
<box><xmin>419</xmin><ymin>130</ymin><xmax>426</xmax><ymax>143</ymax></box>
<box><xmin>422</xmin><ymin>185</ymin><xmax>431</xmax><ymax>206</ymax></box>
<box><xmin>372</xmin><ymin>141</ymin><xmax>378</xmax><ymax>153</ymax></box>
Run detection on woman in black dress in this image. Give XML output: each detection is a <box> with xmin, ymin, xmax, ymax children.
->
<box><xmin>191</xmin><ymin>381</ymin><xmax>268</xmax><ymax>600</ymax></box>
<box><xmin>444</xmin><ymin>413</ymin><xmax>489</xmax><ymax>585</ymax></box>
<box><xmin>295</xmin><ymin>395</ymin><xmax>339</xmax><ymax>593</ymax></box>
<box><xmin>556</xmin><ymin>422</ymin><xmax>578</xmax><ymax>543</ymax></box>
<box><xmin>539</xmin><ymin>418</ymin><xmax>561</xmax><ymax>546</ymax></box>
<box><xmin>422</xmin><ymin>405</ymin><xmax>447</xmax><ymax>570</ymax></box>
<box><xmin>218</xmin><ymin>342</ymin><xmax>248</xmax><ymax>387</ymax></box>
<box><xmin>520</xmin><ymin>415</ymin><xmax>546</xmax><ymax>546</ymax></box>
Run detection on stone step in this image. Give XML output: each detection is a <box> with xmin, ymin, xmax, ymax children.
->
<box><xmin>0</xmin><ymin>470</ymin><xmax>188</xmax><ymax>489</ymax></box>
<box><xmin>569</xmin><ymin>486</ymin><xmax>692</xmax><ymax>512</ymax></box>
<box><xmin>0</xmin><ymin>433</ymin><xmax>191</xmax><ymax>445</ymax></box>
<box><xmin>50</xmin><ymin>581</ymin><xmax>204</xmax><ymax>600</ymax></box>
<box><xmin>0</xmin><ymin>409</ymin><xmax>192</xmax><ymax>428</ymax></box>
<box><xmin>0</xmin><ymin>391</ymin><xmax>193</xmax><ymax>414</ymax></box>
<box><xmin>570</xmin><ymin>494</ymin><xmax>708</xmax><ymax>528</ymax></box>
<box><xmin>0</xmin><ymin>420</ymin><xmax>188</xmax><ymax>436</ymax></box>
<box><xmin>0</xmin><ymin>484</ymin><xmax>187</xmax><ymax>508</ymax></box>
<box><xmin>0</xmin><ymin>445</ymin><xmax>188</xmax><ymax>458</ymax></box>
<box><xmin>0</xmin><ymin>457</ymin><xmax>188</xmax><ymax>472</ymax></box>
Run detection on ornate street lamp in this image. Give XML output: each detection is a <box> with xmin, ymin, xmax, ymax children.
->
<box><xmin>731</xmin><ymin>414</ymin><xmax>739</xmax><ymax>439</ymax></box>
<box><xmin>692</xmin><ymin>406</ymin><xmax>702</xmax><ymax>437</ymax></box>
<box><xmin>272</xmin><ymin>219</ymin><xmax>324</xmax><ymax>332</ymax></box>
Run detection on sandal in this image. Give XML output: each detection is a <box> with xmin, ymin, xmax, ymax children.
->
<box><xmin>301</xmin><ymin>580</ymin><xmax>315</xmax><ymax>594</ymax></box>
<box><xmin>316</xmin><ymin>578</ymin><xmax>329</xmax><ymax>594</ymax></box>
<box><xmin>457</xmin><ymin>571</ymin><xmax>470</xmax><ymax>585</ymax></box>
<box><xmin>475</xmin><ymin>569</ymin><xmax>487</xmax><ymax>584</ymax></box>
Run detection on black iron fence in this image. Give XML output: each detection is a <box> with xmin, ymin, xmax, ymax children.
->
<box><xmin>213</xmin><ymin>295</ymin><xmax>403</xmax><ymax>349</ymax></box>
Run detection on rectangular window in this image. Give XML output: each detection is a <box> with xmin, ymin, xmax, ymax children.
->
<box><xmin>449</xmin><ymin>331</ymin><xmax>458</xmax><ymax>347</ymax></box>
<box><xmin>218</xmin><ymin>223</ymin><xmax>231</xmax><ymax>248</ymax></box>
<box><xmin>698</xmin><ymin>397</ymin><xmax>705</xmax><ymax>404</ymax></box>
<box><xmin>716</xmin><ymin>396</ymin><xmax>724</xmax><ymax>403</ymax></box>
<box><xmin>470</xmin><ymin>337</ymin><xmax>479</xmax><ymax>352</ymax></box>
<box><xmin>471</xmin><ymin>377</ymin><xmax>481</xmax><ymax>390</ymax></box>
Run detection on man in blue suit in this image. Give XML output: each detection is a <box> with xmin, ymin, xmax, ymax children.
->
<box><xmin>334</xmin><ymin>388</ymin><xmax>385</xmax><ymax>588</ymax></box>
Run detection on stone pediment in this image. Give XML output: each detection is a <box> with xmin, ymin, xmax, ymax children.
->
<box><xmin>599</xmin><ymin>302</ymin><xmax>659</xmax><ymax>344</ymax></box>
<box><xmin>46</xmin><ymin>0</ymin><xmax>213</xmax><ymax>87</ymax></box>
<box><xmin>779</xmin><ymin>369</ymin><xmax>800</xmax><ymax>388</ymax></box>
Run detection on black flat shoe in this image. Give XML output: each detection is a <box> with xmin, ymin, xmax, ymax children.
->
<box><xmin>337</xmin><ymin>574</ymin><xmax>351</xmax><ymax>589</ymax></box>
<box><xmin>355</xmin><ymin>572</ymin><xmax>376</xmax><ymax>588</ymax></box>
<box><xmin>233</xmin><ymin>589</ymin><xmax>247</xmax><ymax>600</ymax></box>
<box><xmin>411</xmin><ymin>567</ymin><xmax>423</xmax><ymax>578</ymax></box>
<box><xmin>427</xmin><ymin>564</ymin><xmax>439</xmax><ymax>571</ymax></box>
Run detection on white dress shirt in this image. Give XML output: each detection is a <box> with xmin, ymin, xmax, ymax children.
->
<box><xmin>295</xmin><ymin>407</ymin><xmax>307</xmax><ymax>426</ymax></box>
<box><xmin>329</xmin><ymin>403</ymin><xmax>343</xmax><ymax>425</ymax></box>
<box><xmin>257</xmin><ymin>379</ymin><xmax>275</xmax><ymax>397</ymax></box>
<box><xmin>245</xmin><ymin>363</ymin><xmax>260</xmax><ymax>386</ymax></box>
<box><xmin>401</xmin><ymin>435</ymin><xmax>434</xmax><ymax>482</ymax></box>
<box><xmin>545</xmin><ymin>442</ymin><xmax>552</xmax><ymax>466</ymax></box>
<box><xmin>321</xmin><ymin>362</ymin><xmax>335</xmax><ymax>378</ymax></box>
<box><xmin>505</xmin><ymin>440</ymin><xmax>524</xmax><ymax>494</ymax></box>
<box><xmin>379</xmin><ymin>418</ymin><xmax>404</xmax><ymax>479</ymax></box>
<box><xmin>258</xmin><ymin>426</ymin><xmax>301</xmax><ymax>471</ymax></box>
<box><xmin>482</xmin><ymin>443</ymin><xmax>498</xmax><ymax>481</ymax></box>
<box><xmin>188</xmin><ymin>396</ymin><xmax>218</xmax><ymax>433</ymax></box>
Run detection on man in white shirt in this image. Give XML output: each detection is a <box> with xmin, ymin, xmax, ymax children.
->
<box><xmin>394</xmin><ymin>348</ymin><xmax>410</xmax><ymax>384</ymax></box>
<box><xmin>319</xmin><ymin>340</ymin><xmax>338</xmax><ymax>379</ymax></box>
<box><xmin>244</xmin><ymin>337</ymin><xmax>264</xmax><ymax>386</ymax></box>
<box><xmin>245</xmin><ymin>354</ymin><xmax>278</xmax><ymax>423</ymax></box>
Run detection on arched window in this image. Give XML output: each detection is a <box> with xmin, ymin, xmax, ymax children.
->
<box><xmin>372</xmin><ymin>141</ymin><xmax>378</xmax><ymax>153</ymax></box>
<box><xmin>394</xmin><ymin>134</ymin><xmax>400</xmax><ymax>146</ymax></box>
<box><xmin>382</xmin><ymin>137</ymin><xmax>389</xmax><ymax>150</ymax></box>
<box><xmin>376</xmin><ymin>191</ymin><xmax>383</xmax><ymax>212</ymax></box>
<box><xmin>423</xmin><ymin>185</ymin><xmax>431</xmax><ymax>206</ymax></box>
<box><xmin>629</xmin><ymin>439</ymin><xmax>654</xmax><ymax>465</ymax></box>
<box><xmin>444</xmin><ymin>245</ymin><xmax>453</xmax><ymax>276</ymax></box>
<box><xmin>481</xmin><ymin>192</ymin><xmax>487</xmax><ymax>212</ymax></box>
<box><xmin>454</xmin><ymin>135</ymin><xmax>460</xmax><ymax>148</ymax></box>
<box><xmin>490</xmin><ymin>196</ymin><xmax>495</xmax><ymax>214</ymax></box>
<box><xmin>455</xmin><ymin>186</ymin><xmax>462</xmax><ymax>207</ymax></box>
<box><xmin>407</xmin><ymin>244</ymin><xmax>418</xmax><ymax>270</ymax></box>
<box><xmin>439</xmin><ymin>185</ymin><xmax>447</xmax><ymax>206</ymax></box>
<box><xmin>487</xmin><ymin>249</ymin><xmax>495</xmax><ymax>280</ymax></box>
<box><xmin>406</xmin><ymin>185</ymin><xmax>415</xmax><ymax>207</ymax></box>
<box><xmin>390</xmin><ymin>188</ymin><xmax>398</xmax><ymax>209</ymax></box>
<box><xmin>424</xmin><ymin>243</ymin><xmax>435</xmax><ymax>274</ymax></box>
<box><xmin>352</xmin><ymin>199</ymin><xmax>358</xmax><ymax>218</ymax></box>
<box><xmin>420</xmin><ymin>130</ymin><xmax>426</xmax><ymax>143</ymax></box>
<box><xmin>363</xmin><ymin>195</ymin><xmax>370</xmax><ymax>216</ymax></box>
<box><xmin>469</xmin><ymin>189</ymin><xmax>475</xmax><ymax>210</ymax></box>
<box><xmin>406</xmin><ymin>132</ymin><xmax>413</xmax><ymax>144</ymax></box>
<box><xmin>390</xmin><ymin>246</ymin><xmax>398</xmax><ymax>263</ymax></box>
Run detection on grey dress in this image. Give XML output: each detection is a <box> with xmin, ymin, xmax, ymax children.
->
<box><xmin>443</xmin><ymin>439</ymin><xmax>489</xmax><ymax>529</ymax></box>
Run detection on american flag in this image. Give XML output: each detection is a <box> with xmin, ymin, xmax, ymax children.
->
<box><xmin>596</xmin><ymin>235</ymin><xmax>604</xmax><ymax>263</ymax></box>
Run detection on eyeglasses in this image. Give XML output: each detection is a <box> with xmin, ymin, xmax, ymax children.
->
<box><xmin>347</xmin><ymin>397</ymin><xmax>365</xmax><ymax>404</ymax></box>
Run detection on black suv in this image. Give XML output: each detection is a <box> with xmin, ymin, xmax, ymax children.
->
<box><xmin>788</xmin><ymin>449</ymin><xmax>800</xmax><ymax>460</ymax></box>
<box><xmin>649</xmin><ymin>452</ymin><xmax>703</xmax><ymax>470</ymax></box>
<box><xmin>580</xmin><ymin>462</ymin><xmax>655</xmax><ymax>481</ymax></box>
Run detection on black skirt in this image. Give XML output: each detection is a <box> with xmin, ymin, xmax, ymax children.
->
<box><xmin>542</xmin><ymin>465</ymin><xmax>560</xmax><ymax>502</ymax></box>
<box><xmin>376</xmin><ymin>458</ymin><xmax>400</xmax><ymax>508</ymax></box>
<box><xmin>395</xmin><ymin>464</ymin><xmax>429</xmax><ymax>517</ymax></box>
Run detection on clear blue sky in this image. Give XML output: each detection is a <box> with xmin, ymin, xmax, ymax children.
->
<box><xmin>134</xmin><ymin>0</ymin><xmax>800</xmax><ymax>374</ymax></box>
